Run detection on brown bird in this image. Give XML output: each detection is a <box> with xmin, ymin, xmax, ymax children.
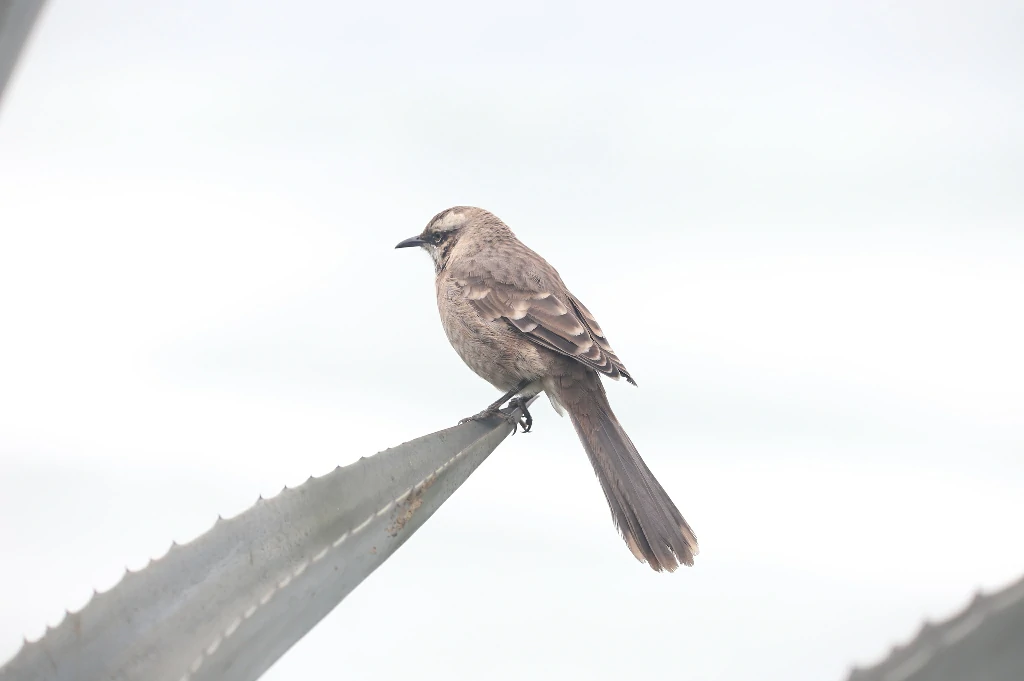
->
<box><xmin>396</xmin><ymin>206</ymin><xmax>698</xmax><ymax>571</ymax></box>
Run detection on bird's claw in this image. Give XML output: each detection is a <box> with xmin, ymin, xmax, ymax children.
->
<box><xmin>459</xmin><ymin>397</ymin><xmax>533</xmax><ymax>434</ymax></box>
<box><xmin>509</xmin><ymin>396</ymin><xmax>533</xmax><ymax>434</ymax></box>
<box><xmin>459</xmin><ymin>409</ymin><xmax>495</xmax><ymax>425</ymax></box>
<box><xmin>459</xmin><ymin>407</ymin><xmax>509</xmax><ymax>426</ymax></box>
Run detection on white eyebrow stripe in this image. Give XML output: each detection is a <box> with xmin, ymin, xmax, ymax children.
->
<box><xmin>437</xmin><ymin>210</ymin><xmax>465</xmax><ymax>230</ymax></box>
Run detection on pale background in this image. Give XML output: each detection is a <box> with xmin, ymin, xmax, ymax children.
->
<box><xmin>1</xmin><ymin>1</ymin><xmax>1022</xmax><ymax>679</ymax></box>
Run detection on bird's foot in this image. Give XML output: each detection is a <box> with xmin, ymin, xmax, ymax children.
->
<box><xmin>509</xmin><ymin>396</ymin><xmax>533</xmax><ymax>434</ymax></box>
<box><xmin>458</xmin><ymin>407</ymin><xmax>510</xmax><ymax>426</ymax></box>
<box><xmin>458</xmin><ymin>397</ymin><xmax>533</xmax><ymax>434</ymax></box>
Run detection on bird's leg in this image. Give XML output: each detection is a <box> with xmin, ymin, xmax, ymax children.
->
<box><xmin>459</xmin><ymin>380</ymin><xmax>531</xmax><ymax>428</ymax></box>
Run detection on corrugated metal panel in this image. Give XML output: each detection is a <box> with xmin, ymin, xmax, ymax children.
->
<box><xmin>0</xmin><ymin>402</ymin><xmax>532</xmax><ymax>681</ymax></box>
<box><xmin>846</xmin><ymin>573</ymin><xmax>1024</xmax><ymax>681</ymax></box>
<box><xmin>0</xmin><ymin>0</ymin><xmax>47</xmax><ymax>107</ymax></box>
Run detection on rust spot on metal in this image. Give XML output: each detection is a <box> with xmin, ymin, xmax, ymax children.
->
<box><xmin>387</xmin><ymin>474</ymin><xmax>436</xmax><ymax>537</ymax></box>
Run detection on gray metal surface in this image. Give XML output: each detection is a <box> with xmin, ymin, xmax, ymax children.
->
<box><xmin>845</xmin><ymin>572</ymin><xmax>1024</xmax><ymax>681</ymax></box>
<box><xmin>0</xmin><ymin>401</ymin><xmax>532</xmax><ymax>681</ymax></box>
<box><xmin>0</xmin><ymin>0</ymin><xmax>47</xmax><ymax>107</ymax></box>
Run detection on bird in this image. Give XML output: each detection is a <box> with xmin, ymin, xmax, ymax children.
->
<box><xmin>395</xmin><ymin>206</ymin><xmax>698</xmax><ymax>571</ymax></box>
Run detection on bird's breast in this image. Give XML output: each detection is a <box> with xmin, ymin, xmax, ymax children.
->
<box><xmin>434</xmin><ymin>275</ymin><xmax>548</xmax><ymax>391</ymax></box>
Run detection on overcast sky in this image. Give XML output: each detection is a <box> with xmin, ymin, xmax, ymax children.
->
<box><xmin>1</xmin><ymin>1</ymin><xmax>1023</xmax><ymax>679</ymax></box>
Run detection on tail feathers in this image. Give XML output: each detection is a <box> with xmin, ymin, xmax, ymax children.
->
<box><xmin>552</xmin><ymin>373</ymin><xmax>698</xmax><ymax>572</ymax></box>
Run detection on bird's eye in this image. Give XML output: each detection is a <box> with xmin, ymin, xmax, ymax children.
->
<box><xmin>431</xmin><ymin>232</ymin><xmax>444</xmax><ymax>244</ymax></box>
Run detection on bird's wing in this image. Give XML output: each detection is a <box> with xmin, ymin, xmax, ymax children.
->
<box><xmin>456</xmin><ymin>274</ymin><xmax>636</xmax><ymax>385</ymax></box>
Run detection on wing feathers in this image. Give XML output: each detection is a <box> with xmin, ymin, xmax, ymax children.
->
<box><xmin>457</xmin><ymin>276</ymin><xmax>634</xmax><ymax>383</ymax></box>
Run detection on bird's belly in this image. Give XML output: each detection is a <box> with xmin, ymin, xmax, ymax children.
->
<box><xmin>437</xmin><ymin>296</ymin><xmax>545</xmax><ymax>392</ymax></box>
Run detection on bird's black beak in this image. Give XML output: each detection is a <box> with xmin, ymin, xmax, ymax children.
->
<box><xmin>395</xmin><ymin>236</ymin><xmax>427</xmax><ymax>249</ymax></box>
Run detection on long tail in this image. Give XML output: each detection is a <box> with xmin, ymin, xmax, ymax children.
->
<box><xmin>549</xmin><ymin>371</ymin><xmax>698</xmax><ymax>571</ymax></box>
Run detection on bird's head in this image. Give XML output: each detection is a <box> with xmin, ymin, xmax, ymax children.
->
<box><xmin>395</xmin><ymin>206</ymin><xmax>506</xmax><ymax>272</ymax></box>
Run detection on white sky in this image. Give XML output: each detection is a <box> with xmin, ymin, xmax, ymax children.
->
<box><xmin>1</xmin><ymin>1</ymin><xmax>1022</xmax><ymax>679</ymax></box>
